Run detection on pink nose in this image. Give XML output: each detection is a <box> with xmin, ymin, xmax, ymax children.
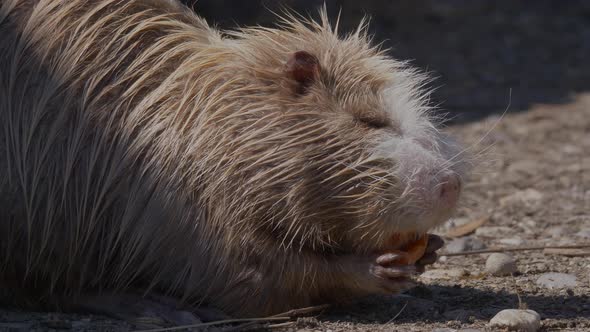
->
<box><xmin>439</xmin><ymin>173</ymin><xmax>461</xmax><ymax>207</ymax></box>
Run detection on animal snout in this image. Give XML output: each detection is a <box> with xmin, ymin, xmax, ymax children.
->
<box><xmin>438</xmin><ymin>173</ymin><xmax>461</xmax><ymax>208</ymax></box>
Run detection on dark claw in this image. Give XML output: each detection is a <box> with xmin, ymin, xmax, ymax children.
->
<box><xmin>425</xmin><ymin>234</ymin><xmax>444</xmax><ymax>254</ymax></box>
<box><xmin>416</xmin><ymin>265</ymin><xmax>426</xmax><ymax>273</ymax></box>
<box><xmin>416</xmin><ymin>252</ymin><xmax>438</xmax><ymax>266</ymax></box>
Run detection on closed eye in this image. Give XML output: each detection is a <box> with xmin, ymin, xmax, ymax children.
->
<box><xmin>356</xmin><ymin>113</ymin><xmax>390</xmax><ymax>129</ymax></box>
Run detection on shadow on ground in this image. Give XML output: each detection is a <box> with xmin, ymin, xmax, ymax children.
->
<box><xmin>320</xmin><ymin>284</ymin><xmax>590</xmax><ymax>324</ymax></box>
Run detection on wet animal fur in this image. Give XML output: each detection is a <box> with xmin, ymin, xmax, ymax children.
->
<box><xmin>0</xmin><ymin>0</ymin><xmax>465</xmax><ymax>316</ymax></box>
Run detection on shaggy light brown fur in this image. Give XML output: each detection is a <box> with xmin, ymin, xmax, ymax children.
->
<box><xmin>0</xmin><ymin>0</ymin><xmax>465</xmax><ymax>316</ymax></box>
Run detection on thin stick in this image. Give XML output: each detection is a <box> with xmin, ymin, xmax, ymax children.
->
<box><xmin>134</xmin><ymin>317</ymin><xmax>289</xmax><ymax>332</ymax></box>
<box><xmin>222</xmin><ymin>304</ymin><xmax>331</xmax><ymax>332</ymax></box>
<box><xmin>386</xmin><ymin>301</ymin><xmax>408</xmax><ymax>324</ymax></box>
<box><xmin>440</xmin><ymin>244</ymin><xmax>590</xmax><ymax>257</ymax></box>
<box><xmin>274</xmin><ymin>304</ymin><xmax>331</xmax><ymax>317</ymax></box>
<box><xmin>231</xmin><ymin>321</ymin><xmax>297</xmax><ymax>332</ymax></box>
<box><xmin>266</xmin><ymin>321</ymin><xmax>297</xmax><ymax>329</ymax></box>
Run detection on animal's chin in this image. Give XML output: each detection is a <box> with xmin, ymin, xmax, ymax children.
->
<box><xmin>365</xmin><ymin>225</ymin><xmax>428</xmax><ymax>255</ymax></box>
<box><xmin>370</xmin><ymin>206</ymin><xmax>455</xmax><ymax>252</ymax></box>
<box><xmin>345</xmin><ymin>186</ymin><xmax>461</xmax><ymax>253</ymax></box>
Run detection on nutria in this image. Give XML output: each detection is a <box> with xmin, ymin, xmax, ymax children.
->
<box><xmin>0</xmin><ymin>0</ymin><xmax>466</xmax><ymax>319</ymax></box>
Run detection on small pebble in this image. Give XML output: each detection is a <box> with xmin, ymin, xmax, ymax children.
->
<box><xmin>489</xmin><ymin>309</ymin><xmax>541</xmax><ymax>332</ymax></box>
<box><xmin>498</xmin><ymin>237</ymin><xmax>525</xmax><ymax>246</ymax></box>
<box><xmin>485</xmin><ymin>253</ymin><xmax>517</xmax><ymax>276</ymax></box>
<box><xmin>445</xmin><ymin>236</ymin><xmax>487</xmax><ymax>253</ymax></box>
<box><xmin>575</xmin><ymin>228</ymin><xmax>590</xmax><ymax>239</ymax></box>
<box><xmin>536</xmin><ymin>272</ymin><xmax>578</xmax><ymax>289</ymax></box>
<box><xmin>534</xmin><ymin>263</ymin><xmax>549</xmax><ymax>273</ymax></box>
<box><xmin>544</xmin><ymin>226</ymin><xmax>565</xmax><ymax>238</ymax></box>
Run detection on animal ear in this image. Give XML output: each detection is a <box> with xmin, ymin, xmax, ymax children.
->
<box><xmin>285</xmin><ymin>51</ymin><xmax>320</xmax><ymax>94</ymax></box>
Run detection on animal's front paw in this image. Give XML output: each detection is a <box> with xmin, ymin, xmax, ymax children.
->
<box><xmin>369</xmin><ymin>253</ymin><xmax>419</xmax><ymax>293</ymax></box>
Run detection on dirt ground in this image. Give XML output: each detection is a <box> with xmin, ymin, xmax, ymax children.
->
<box><xmin>1</xmin><ymin>96</ymin><xmax>588</xmax><ymax>332</ymax></box>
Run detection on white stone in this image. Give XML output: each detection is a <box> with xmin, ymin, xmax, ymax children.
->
<box><xmin>445</xmin><ymin>236</ymin><xmax>487</xmax><ymax>253</ymax></box>
<box><xmin>575</xmin><ymin>228</ymin><xmax>590</xmax><ymax>239</ymax></box>
<box><xmin>485</xmin><ymin>253</ymin><xmax>517</xmax><ymax>276</ymax></box>
<box><xmin>489</xmin><ymin>309</ymin><xmax>541</xmax><ymax>332</ymax></box>
<box><xmin>498</xmin><ymin>237</ymin><xmax>525</xmax><ymax>246</ymax></box>
<box><xmin>545</xmin><ymin>226</ymin><xmax>565</xmax><ymax>238</ymax></box>
<box><xmin>536</xmin><ymin>273</ymin><xmax>578</xmax><ymax>289</ymax></box>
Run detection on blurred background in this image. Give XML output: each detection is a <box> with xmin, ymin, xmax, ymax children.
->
<box><xmin>182</xmin><ymin>0</ymin><xmax>590</xmax><ymax>123</ymax></box>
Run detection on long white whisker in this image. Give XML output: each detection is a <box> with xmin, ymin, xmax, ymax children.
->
<box><xmin>442</xmin><ymin>88</ymin><xmax>513</xmax><ymax>168</ymax></box>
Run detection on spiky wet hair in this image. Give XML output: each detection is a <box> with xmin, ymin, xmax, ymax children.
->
<box><xmin>0</xmin><ymin>0</ymin><xmax>456</xmax><ymax>316</ymax></box>
<box><xmin>213</xmin><ymin>8</ymin><xmax>440</xmax><ymax>250</ymax></box>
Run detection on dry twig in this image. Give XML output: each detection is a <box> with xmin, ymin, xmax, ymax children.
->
<box><xmin>133</xmin><ymin>304</ymin><xmax>330</xmax><ymax>332</ymax></box>
<box><xmin>440</xmin><ymin>243</ymin><xmax>590</xmax><ymax>256</ymax></box>
<box><xmin>385</xmin><ymin>301</ymin><xmax>408</xmax><ymax>324</ymax></box>
<box><xmin>222</xmin><ymin>304</ymin><xmax>330</xmax><ymax>332</ymax></box>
